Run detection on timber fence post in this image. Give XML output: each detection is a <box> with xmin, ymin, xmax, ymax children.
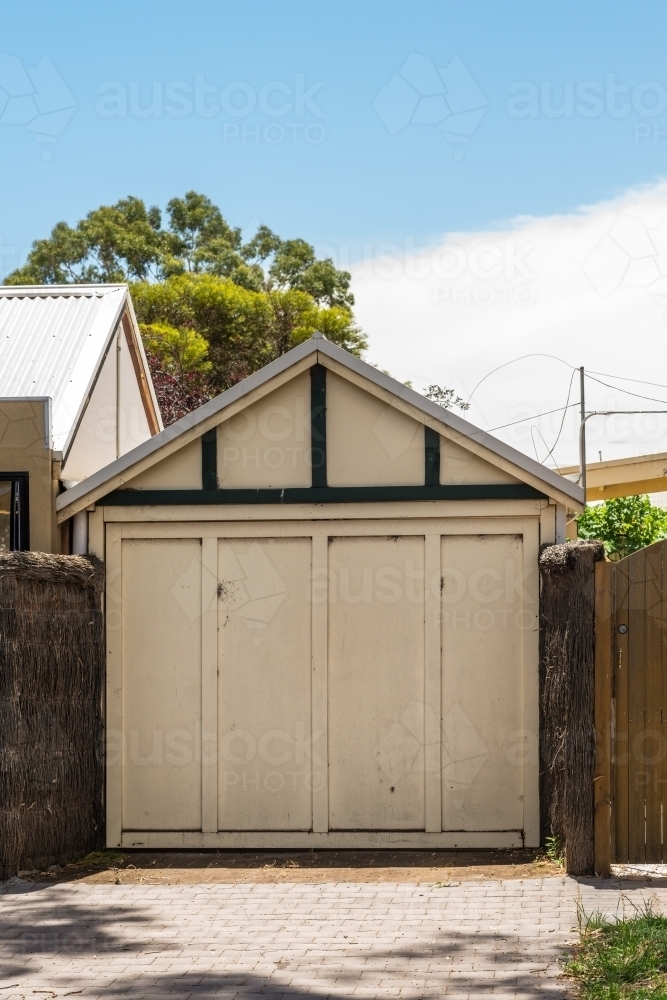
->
<box><xmin>539</xmin><ymin>540</ymin><xmax>605</xmax><ymax>876</ymax></box>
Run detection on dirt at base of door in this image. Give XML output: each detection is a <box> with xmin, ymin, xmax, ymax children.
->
<box><xmin>29</xmin><ymin>848</ymin><xmax>563</xmax><ymax>885</ymax></box>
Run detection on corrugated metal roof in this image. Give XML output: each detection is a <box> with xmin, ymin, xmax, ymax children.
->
<box><xmin>0</xmin><ymin>285</ymin><xmax>127</xmax><ymax>450</ymax></box>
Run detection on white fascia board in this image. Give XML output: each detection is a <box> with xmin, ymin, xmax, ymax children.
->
<box><xmin>57</xmin><ymin>334</ymin><xmax>584</xmax><ymax>515</ymax></box>
<box><xmin>123</xmin><ymin>293</ymin><xmax>164</xmax><ymax>432</ymax></box>
<box><xmin>59</xmin><ymin>287</ymin><xmax>128</xmax><ymax>458</ymax></box>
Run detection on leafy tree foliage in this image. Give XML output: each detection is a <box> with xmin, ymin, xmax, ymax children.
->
<box><xmin>132</xmin><ymin>273</ymin><xmax>365</xmax><ymax>397</ymax></box>
<box><xmin>576</xmin><ymin>495</ymin><xmax>667</xmax><ymax>559</ymax></box>
<box><xmin>5</xmin><ymin>192</ymin><xmax>365</xmax><ymax>421</ymax></box>
<box><xmin>5</xmin><ymin>197</ymin><xmax>164</xmax><ymax>284</ymax></box>
<box><xmin>6</xmin><ymin>190</ymin><xmax>354</xmax><ymax>308</ymax></box>
<box><xmin>146</xmin><ymin>364</ymin><xmax>214</xmax><ymax>429</ymax></box>
<box><xmin>425</xmin><ymin>385</ymin><xmax>470</xmax><ymax>410</ymax></box>
<box><xmin>139</xmin><ymin>323</ymin><xmax>212</xmax><ymax>376</ymax></box>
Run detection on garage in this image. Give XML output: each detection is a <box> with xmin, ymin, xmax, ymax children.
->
<box><xmin>56</xmin><ymin>334</ymin><xmax>583</xmax><ymax>850</ymax></box>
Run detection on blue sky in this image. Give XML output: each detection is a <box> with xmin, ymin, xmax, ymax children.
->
<box><xmin>3</xmin><ymin>1</ymin><xmax>667</xmax><ymax>466</ymax></box>
<box><xmin>1</xmin><ymin>1</ymin><xmax>666</xmax><ymax>267</ymax></box>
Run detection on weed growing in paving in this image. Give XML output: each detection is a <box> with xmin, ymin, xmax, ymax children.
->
<box><xmin>545</xmin><ymin>834</ymin><xmax>565</xmax><ymax>868</ymax></box>
<box><xmin>566</xmin><ymin>904</ymin><xmax>667</xmax><ymax>999</ymax></box>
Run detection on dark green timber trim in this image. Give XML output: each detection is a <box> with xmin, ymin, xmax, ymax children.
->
<box><xmin>310</xmin><ymin>363</ymin><xmax>327</xmax><ymax>487</ymax></box>
<box><xmin>201</xmin><ymin>429</ymin><xmax>218</xmax><ymax>490</ymax></box>
<box><xmin>424</xmin><ymin>426</ymin><xmax>440</xmax><ymax>486</ymax></box>
<box><xmin>102</xmin><ymin>484</ymin><xmax>547</xmax><ymax>505</ymax></box>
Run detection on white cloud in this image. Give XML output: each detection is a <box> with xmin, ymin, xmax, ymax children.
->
<box><xmin>349</xmin><ymin>181</ymin><xmax>667</xmax><ymax>469</ymax></box>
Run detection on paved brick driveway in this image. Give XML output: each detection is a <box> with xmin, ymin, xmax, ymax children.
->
<box><xmin>1</xmin><ymin>876</ymin><xmax>664</xmax><ymax>999</ymax></box>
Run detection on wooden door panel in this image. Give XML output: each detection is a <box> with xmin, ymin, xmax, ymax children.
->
<box><xmin>121</xmin><ymin>538</ymin><xmax>202</xmax><ymax>831</ymax></box>
<box><xmin>441</xmin><ymin>535</ymin><xmax>524</xmax><ymax>832</ymax></box>
<box><xmin>217</xmin><ymin>537</ymin><xmax>313</xmax><ymax>830</ymax></box>
<box><xmin>328</xmin><ymin>535</ymin><xmax>426</xmax><ymax>830</ymax></box>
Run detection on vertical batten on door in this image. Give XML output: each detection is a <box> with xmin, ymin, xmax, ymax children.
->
<box><xmin>105</xmin><ymin>522</ymin><xmax>122</xmax><ymax>848</ymax></box>
<box><xmin>424</xmin><ymin>533</ymin><xmax>442</xmax><ymax>832</ymax></box>
<box><xmin>201</xmin><ymin>535</ymin><xmax>218</xmax><ymax>833</ymax></box>
<box><xmin>311</xmin><ymin>533</ymin><xmax>329</xmax><ymax>832</ymax></box>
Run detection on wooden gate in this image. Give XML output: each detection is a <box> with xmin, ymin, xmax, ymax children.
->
<box><xmin>595</xmin><ymin>540</ymin><xmax>667</xmax><ymax>874</ymax></box>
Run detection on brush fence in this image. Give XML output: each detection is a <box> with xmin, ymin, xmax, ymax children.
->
<box><xmin>0</xmin><ymin>551</ymin><xmax>104</xmax><ymax>878</ymax></box>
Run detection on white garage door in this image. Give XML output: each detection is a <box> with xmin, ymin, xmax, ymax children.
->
<box><xmin>106</xmin><ymin>516</ymin><xmax>539</xmax><ymax>849</ymax></box>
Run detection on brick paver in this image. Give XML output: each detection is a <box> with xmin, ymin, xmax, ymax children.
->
<box><xmin>1</xmin><ymin>876</ymin><xmax>665</xmax><ymax>999</ymax></box>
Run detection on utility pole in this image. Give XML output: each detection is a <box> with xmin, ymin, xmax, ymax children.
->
<box><xmin>579</xmin><ymin>366</ymin><xmax>586</xmax><ymax>503</ymax></box>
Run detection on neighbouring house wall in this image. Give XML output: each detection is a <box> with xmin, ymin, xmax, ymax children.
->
<box><xmin>61</xmin><ymin>329</ymin><xmax>153</xmax><ymax>484</ymax></box>
<box><xmin>0</xmin><ymin>399</ymin><xmax>56</xmax><ymax>553</ymax></box>
<box><xmin>118</xmin><ymin>325</ymin><xmax>152</xmax><ymax>454</ymax></box>
<box><xmin>61</xmin><ymin>339</ymin><xmax>117</xmax><ymax>483</ymax></box>
<box><xmin>0</xmin><ymin>551</ymin><xmax>105</xmax><ymax>879</ymax></box>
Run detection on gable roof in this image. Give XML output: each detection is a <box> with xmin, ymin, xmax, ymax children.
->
<box><xmin>0</xmin><ymin>283</ymin><xmax>161</xmax><ymax>452</ymax></box>
<box><xmin>56</xmin><ymin>333</ymin><xmax>584</xmax><ymax>519</ymax></box>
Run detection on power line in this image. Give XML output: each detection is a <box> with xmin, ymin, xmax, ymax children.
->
<box><xmin>465</xmin><ymin>353</ymin><xmax>574</xmax><ymax>404</ymax></box>
<box><xmin>489</xmin><ymin>401</ymin><xmax>578</xmax><ymax>431</ymax></box>
<box><xmin>588</xmin><ymin>370</ymin><xmax>667</xmax><ymax>391</ymax></box>
<box><xmin>490</xmin><ymin>367</ymin><xmax>575</xmax><ymax>472</ymax></box>
<box><xmin>531</xmin><ymin>424</ymin><xmax>551</xmax><ymax>465</ymax></box>
<box><xmin>583</xmin><ymin>373</ymin><xmax>667</xmax><ymax>406</ymax></box>
<box><xmin>539</xmin><ymin>367</ymin><xmax>576</xmax><ymax>471</ymax></box>
<box><xmin>466</xmin><ymin>356</ymin><xmax>667</xmax><ymax>456</ymax></box>
<box><xmin>467</xmin><ymin>355</ymin><xmax>667</xmax><ymax>411</ymax></box>
<box><xmin>493</xmin><ymin>403</ymin><xmax>667</xmax><ymax>435</ymax></box>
